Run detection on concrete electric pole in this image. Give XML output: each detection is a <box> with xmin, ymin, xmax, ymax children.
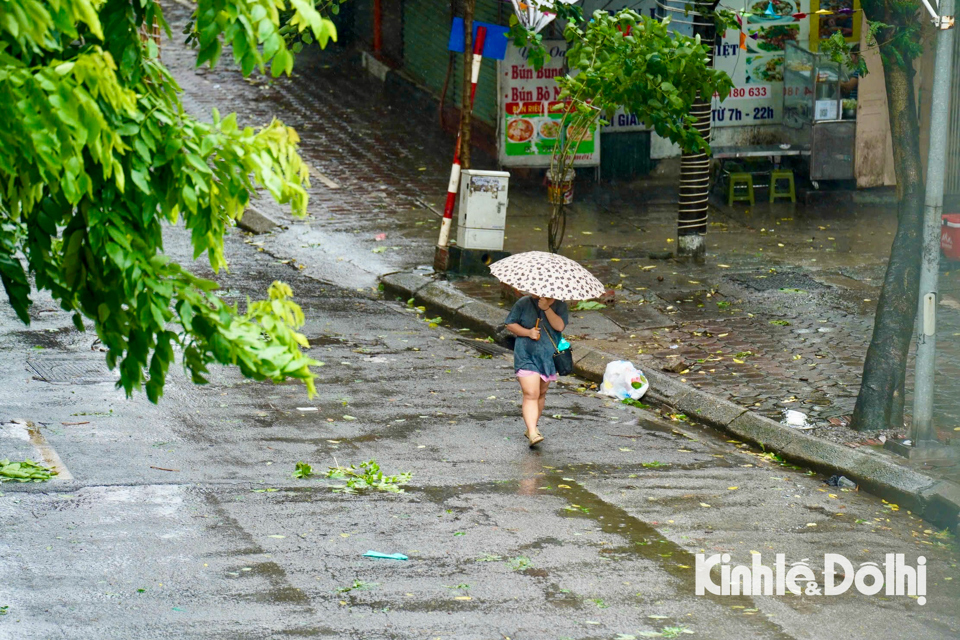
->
<box><xmin>911</xmin><ymin>0</ymin><xmax>955</xmax><ymax>447</ymax></box>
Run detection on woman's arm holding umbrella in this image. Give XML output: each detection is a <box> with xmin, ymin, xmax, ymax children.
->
<box><xmin>538</xmin><ymin>298</ymin><xmax>566</xmax><ymax>332</ymax></box>
<box><xmin>507</xmin><ymin>322</ymin><xmax>540</xmax><ymax>341</ymax></box>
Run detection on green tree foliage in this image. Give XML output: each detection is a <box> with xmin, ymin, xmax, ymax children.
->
<box><xmin>559</xmin><ymin>10</ymin><xmax>732</xmax><ymax>153</ymax></box>
<box><xmin>0</xmin><ymin>0</ymin><xmax>337</xmax><ymax>402</ymax></box>
<box><xmin>514</xmin><ymin>10</ymin><xmax>733</xmax><ymax>154</ymax></box>
<box><xmin>511</xmin><ymin>9</ymin><xmax>732</xmax><ymax>251</ymax></box>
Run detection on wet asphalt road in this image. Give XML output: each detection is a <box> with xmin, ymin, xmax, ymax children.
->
<box><xmin>1</xmin><ymin>224</ymin><xmax>959</xmax><ymax>640</ymax></box>
<box><xmin>1</xmin><ymin>5</ymin><xmax>958</xmax><ymax>635</ymax></box>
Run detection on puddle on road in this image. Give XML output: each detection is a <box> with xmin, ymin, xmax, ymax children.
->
<box><xmin>230</xmin><ymin>561</ymin><xmax>312</xmax><ymax>605</ymax></box>
<box><xmin>13</xmin><ymin>326</ymin><xmax>81</xmax><ymax>350</ymax></box>
<box><xmin>417</xmin><ymin>474</ymin><xmax>792</xmax><ymax>637</ymax></box>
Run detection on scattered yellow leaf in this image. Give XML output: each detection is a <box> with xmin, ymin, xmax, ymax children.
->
<box><xmin>728</xmin><ymin>486</ymin><xmax>739</xmax><ymax>491</ymax></box>
<box><xmin>700</xmin><ymin>503</ymin><xmax>711</xmax><ymax>508</ymax></box>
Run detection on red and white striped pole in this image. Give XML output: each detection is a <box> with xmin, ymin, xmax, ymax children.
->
<box><xmin>436</xmin><ymin>25</ymin><xmax>487</xmax><ymax>253</ymax></box>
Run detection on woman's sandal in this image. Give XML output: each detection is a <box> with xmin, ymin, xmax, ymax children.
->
<box><xmin>526</xmin><ymin>430</ymin><xmax>544</xmax><ymax>447</ymax></box>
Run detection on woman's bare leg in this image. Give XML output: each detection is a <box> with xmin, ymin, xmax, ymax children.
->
<box><xmin>537</xmin><ymin>379</ymin><xmax>551</xmax><ymax>425</ymax></box>
<box><xmin>519</xmin><ymin>375</ymin><xmax>542</xmax><ymax>438</ymax></box>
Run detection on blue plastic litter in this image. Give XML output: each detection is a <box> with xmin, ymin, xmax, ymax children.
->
<box><xmin>363</xmin><ymin>551</ymin><xmax>409</xmax><ymax>561</ymax></box>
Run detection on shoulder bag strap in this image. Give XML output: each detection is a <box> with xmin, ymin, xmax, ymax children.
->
<box><xmin>539</xmin><ymin>309</ymin><xmax>561</xmax><ymax>355</ymax></box>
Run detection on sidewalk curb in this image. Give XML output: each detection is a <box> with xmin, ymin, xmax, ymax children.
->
<box><xmin>237</xmin><ymin>204</ymin><xmax>279</xmax><ymax>234</ymax></box>
<box><xmin>382</xmin><ymin>270</ymin><xmax>960</xmax><ymax>531</ymax></box>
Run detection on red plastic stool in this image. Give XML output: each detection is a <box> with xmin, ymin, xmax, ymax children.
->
<box><xmin>942</xmin><ymin>214</ymin><xmax>960</xmax><ymax>261</ymax></box>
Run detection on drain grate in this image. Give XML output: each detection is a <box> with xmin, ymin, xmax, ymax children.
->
<box><xmin>727</xmin><ymin>271</ymin><xmax>826</xmax><ymax>292</ymax></box>
<box><xmin>27</xmin><ymin>357</ymin><xmax>115</xmax><ymax>384</ymax></box>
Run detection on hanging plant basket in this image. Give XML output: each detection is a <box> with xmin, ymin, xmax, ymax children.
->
<box><xmin>547</xmin><ymin>167</ymin><xmax>576</xmax><ymax>205</ymax></box>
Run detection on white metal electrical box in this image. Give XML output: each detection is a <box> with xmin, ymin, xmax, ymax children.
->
<box><xmin>456</xmin><ymin>170</ymin><xmax>510</xmax><ymax>251</ymax></box>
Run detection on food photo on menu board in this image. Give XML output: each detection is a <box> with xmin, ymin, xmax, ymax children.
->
<box><xmin>746</xmin><ymin>0</ymin><xmax>796</xmax><ymax>23</ymax></box>
<box><xmin>745</xmin><ymin>55</ymin><xmax>785</xmax><ymax>83</ymax></box>
<box><xmin>748</xmin><ymin>24</ymin><xmax>800</xmax><ymax>53</ymax></box>
<box><xmin>506</xmin><ymin>116</ymin><xmax>535</xmax><ymax>145</ymax></box>
<box><xmin>502</xmin><ymin>101</ymin><xmax>595</xmax><ymax>159</ymax></box>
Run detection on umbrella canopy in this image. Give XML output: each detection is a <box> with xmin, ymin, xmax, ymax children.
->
<box><xmin>489</xmin><ymin>251</ymin><xmax>605</xmax><ymax>301</ymax></box>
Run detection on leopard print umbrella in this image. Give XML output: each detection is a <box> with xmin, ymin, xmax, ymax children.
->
<box><xmin>488</xmin><ymin>251</ymin><xmax>605</xmax><ymax>301</ymax></box>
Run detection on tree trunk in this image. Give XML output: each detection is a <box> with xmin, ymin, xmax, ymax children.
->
<box><xmin>459</xmin><ymin>0</ymin><xmax>475</xmax><ymax>171</ymax></box>
<box><xmin>850</xmin><ymin>43</ymin><xmax>925</xmax><ymax>432</ymax></box>
<box><xmin>676</xmin><ymin>3</ymin><xmax>716</xmax><ymax>262</ymax></box>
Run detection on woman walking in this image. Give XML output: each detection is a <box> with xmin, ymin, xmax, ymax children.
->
<box><xmin>489</xmin><ymin>251</ymin><xmax>605</xmax><ymax>449</ymax></box>
<box><xmin>505</xmin><ymin>295</ymin><xmax>569</xmax><ymax>446</ymax></box>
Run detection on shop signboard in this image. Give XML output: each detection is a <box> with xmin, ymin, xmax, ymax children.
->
<box><xmin>710</xmin><ymin>0</ymin><xmax>860</xmax><ymax>127</ymax></box>
<box><xmin>710</xmin><ymin>0</ymin><xmax>813</xmax><ymax>127</ymax></box>
<box><xmin>497</xmin><ymin>41</ymin><xmax>600</xmax><ymax>167</ymax></box>
<box><xmin>601</xmin><ymin>109</ymin><xmax>650</xmax><ymax>133</ymax></box>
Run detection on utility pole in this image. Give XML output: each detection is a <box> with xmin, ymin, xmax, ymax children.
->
<box><xmin>911</xmin><ymin>0</ymin><xmax>955</xmax><ymax>447</ymax></box>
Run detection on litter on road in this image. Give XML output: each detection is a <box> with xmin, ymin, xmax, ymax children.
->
<box><xmin>363</xmin><ymin>551</ymin><xmax>409</xmax><ymax>561</ymax></box>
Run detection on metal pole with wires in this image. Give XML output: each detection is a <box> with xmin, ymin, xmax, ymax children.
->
<box><xmin>911</xmin><ymin>0</ymin><xmax>955</xmax><ymax>448</ymax></box>
<box><xmin>657</xmin><ymin>0</ymin><xmax>718</xmax><ymax>262</ymax></box>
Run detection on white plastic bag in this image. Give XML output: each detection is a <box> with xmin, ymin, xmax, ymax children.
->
<box><xmin>599</xmin><ymin>360</ymin><xmax>649</xmax><ymax>400</ymax></box>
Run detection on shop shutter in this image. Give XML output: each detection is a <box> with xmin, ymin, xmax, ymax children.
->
<box><xmin>601</xmin><ymin>132</ymin><xmax>655</xmax><ymax>180</ymax></box>
<box><xmin>402</xmin><ymin>0</ymin><xmax>503</xmax><ymax>126</ymax></box>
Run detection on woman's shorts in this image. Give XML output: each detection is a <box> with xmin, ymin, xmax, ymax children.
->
<box><xmin>516</xmin><ymin>369</ymin><xmax>559</xmax><ymax>382</ymax></box>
